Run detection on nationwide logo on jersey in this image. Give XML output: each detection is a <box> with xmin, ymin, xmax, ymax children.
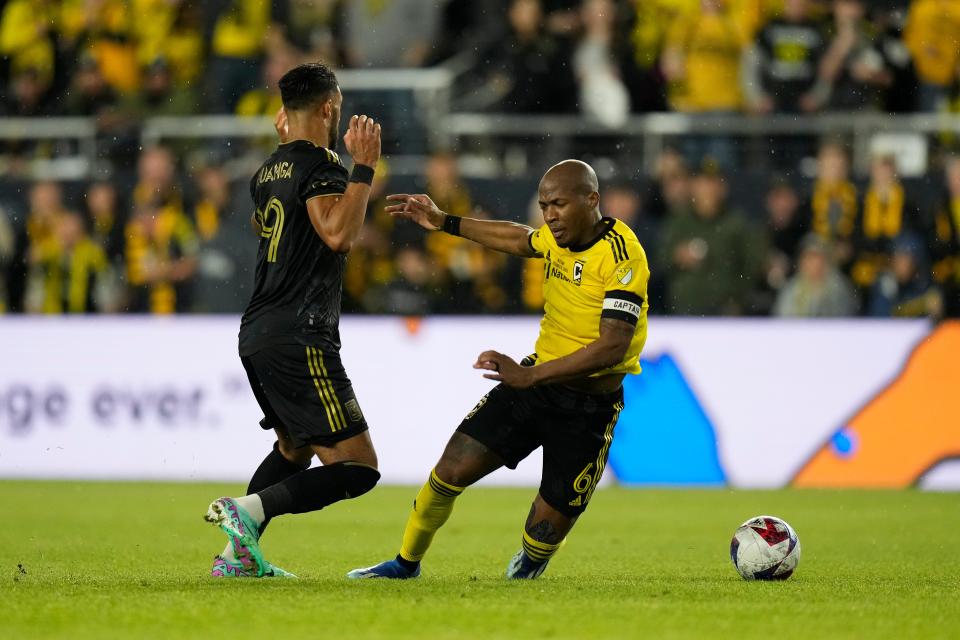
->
<box><xmin>545</xmin><ymin>256</ymin><xmax>575</xmax><ymax>284</ymax></box>
<box><xmin>616</xmin><ymin>266</ymin><xmax>633</xmax><ymax>285</ymax></box>
<box><xmin>573</xmin><ymin>260</ymin><xmax>584</xmax><ymax>285</ymax></box>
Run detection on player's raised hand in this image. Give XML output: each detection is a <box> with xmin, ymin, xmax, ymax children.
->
<box><xmin>474</xmin><ymin>350</ymin><xmax>534</xmax><ymax>388</ymax></box>
<box><xmin>344</xmin><ymin>114</ymin><xmax>381</xmax><ymax>168</ymax></box>
<box><xmin>274</xmin><ymin>107</ymin><xmax>289</xmax><ymax>143</ymax></box>
<box><xmin>384</xmin><ymin>193</ymin><xmax>446</xmax><ymax>231</ymax></box>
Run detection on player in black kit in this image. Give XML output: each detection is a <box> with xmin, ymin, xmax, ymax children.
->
<box><xmin>203</xmin><ymin>62</ymin><xmax>383</xmax><ymax>579</ymax></box>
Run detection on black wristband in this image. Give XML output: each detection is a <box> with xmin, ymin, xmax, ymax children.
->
<box><xmin>442</xmin><ymin>214</ymin><xmax>462</xmax><ymax>236</ymax></box>
<box><xmin>349</xmin><ymin>163</ymin><xmax>375</xmax><ymax>185</ymax></box>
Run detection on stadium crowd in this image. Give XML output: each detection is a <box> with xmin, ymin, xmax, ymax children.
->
<box><xmin>0</xmin><ymin>0</ymin><xmax>958</xmax><ymax>318</ymax></box>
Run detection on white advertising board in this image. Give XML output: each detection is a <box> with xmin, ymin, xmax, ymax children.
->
<box><xmin>1</xmin><ymin>316</ymin><xmax>952</xmax><ymax>489</ymax></box>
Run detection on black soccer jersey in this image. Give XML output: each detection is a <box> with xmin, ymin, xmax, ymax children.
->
<box><xmin>239</xmin><ymin>140</ymin><xmax>349</xmax><ymax>357</ymax></box>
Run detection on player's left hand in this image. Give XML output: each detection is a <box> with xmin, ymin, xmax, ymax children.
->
<box><xmin>474</xmin><ymin>350</ymin><xmax>535</xmax><ymax>388</ymax></box>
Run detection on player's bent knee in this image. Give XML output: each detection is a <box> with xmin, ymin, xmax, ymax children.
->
<box><xmin>279</xmin><ymin>442</ymin><xmax>313</xmax><ymax>466</ymax></box>
<box><xmin>432</xmin><ymin>462</ymin><xmax>472</xmax><ymax>489</ymax></box>
<box><xmin>342</xmin><ymin>462</ymin><xmax>380</xmax><ymax>497</ymax></box>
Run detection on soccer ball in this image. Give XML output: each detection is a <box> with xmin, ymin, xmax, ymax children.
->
<box><xmin>729</xmin><ymin>515</ymin><xmax>801</xmax><ymax>580</ymax></box>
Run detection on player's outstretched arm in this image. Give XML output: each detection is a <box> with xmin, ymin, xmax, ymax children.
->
<box><xmin>306</xmin><ymin>114</ymin><xmax>381</xmax><ymax>253</ymax></box>
<box><xmin>385</xmin><ymin>193</ymin><xmax>538</xmax><ymax>257</ymax></box>
<box><xmin>474</xmin><ymin>317</ymin><xmax>634</xmax><ymax>388</ymax></box>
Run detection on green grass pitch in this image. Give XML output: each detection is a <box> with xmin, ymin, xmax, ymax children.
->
<box><xmin>4</xmin><ymin>481</ymin><xmax>959</xmax><ymax>639</ymax></box>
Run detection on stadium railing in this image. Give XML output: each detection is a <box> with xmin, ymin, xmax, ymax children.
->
<box><xmin>0</xmin><ymin>117</ymin><xmax>98</xmax><ymax>180</ymax></box>
<box><xmin>2</xmin><ymin>64</ymin><xmax>960</xmax><ymax>179</ymax></box>
<box><xmin>442</xmin><ymin>112</ymin><xmax>960</xmax><ymax>175</ymax></box>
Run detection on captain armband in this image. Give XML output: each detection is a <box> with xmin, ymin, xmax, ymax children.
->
<box><xmin>601</xmin><ymin>290</ymin><xmax>643</xmax><ymax>326</ymax></box>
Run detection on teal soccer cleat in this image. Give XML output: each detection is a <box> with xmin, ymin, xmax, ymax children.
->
<box><xmin>346</xmin><ymin>558</ymin><xmax>421</xmax><ymax>580</ymax></box>
<box><xmin>263</xmin><ymin>562</ymin><xmax>297</xmax><ymax>578</ymax></box>
<box><xmin>505</xmin><ymin>550</ymin><xmax>549</xmax><ymax>579</ymax></box>
<box><xmin>211</xmin><ymin>555</ymin><xmax>298</xmax><ymax>579</ymax></box>
<box><xmin>204</xmin><ymin>497</ymin><xmax>268</xmax><ymax>577</ymax></box>
<box><xmin>211</xmin><ymin>555</ymin><xmax>253</xmax><ymax>578</ymax></box>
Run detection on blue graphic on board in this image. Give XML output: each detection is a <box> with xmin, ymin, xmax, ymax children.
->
<box><xmin>608</xmin><ymin>353</ymin><xmax>726</xmax><ymax>485</ymax></box>
<box><xmin>829</xmin><ymin>427</ymin><xmax>857</xmax><ymax>458</ymax></box>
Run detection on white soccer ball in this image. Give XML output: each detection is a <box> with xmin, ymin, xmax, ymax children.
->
<box><xmin>729</xmin><ymin>515</ymin><xmax>801</xmax><ymax>580</ymax></box>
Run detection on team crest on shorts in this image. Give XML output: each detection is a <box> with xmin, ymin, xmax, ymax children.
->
<box><xmin>344</xmin><ymin>399</ymin><xmax>364</xmax><ymax>423</ymax></box>
<box><xmin>616</xmin><ymin>266</ymin><xmax>633</xmax><ymax>285</ymax></box>
<box><xmin>465</xmin><ymin>393</ymin><xmax>490</xmax><ymax>419</ymax></box>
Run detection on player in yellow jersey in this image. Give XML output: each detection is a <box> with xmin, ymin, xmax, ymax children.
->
<box><xmin>348</xmin><ymin>160</ymin><xmax>650</xmax><ymax>580</ymax></box>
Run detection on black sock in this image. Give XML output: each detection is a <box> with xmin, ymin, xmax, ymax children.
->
<box><xmin>395</xmin><ymin>554</ymin><xmax>420</xmax><ymax>571</ymax></box>
<box><xmin>247</xmin><ymin>442</ymin><xmax>309</xmax><ymax>534</ymax></box>
<box><xmin>257</xmin><ymin>462</ymin><xmax>380</xmax><ymax>520</ymax></box>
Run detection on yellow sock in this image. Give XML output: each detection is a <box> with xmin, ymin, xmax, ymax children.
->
<box><xmin>522</xmin><ymin>531</ymin><xmax>562</xmax><ymax>564</ymax></box>
<box><xmin>399</xmin><ymin>469</ymin><xmax>465</xmax><ymax>562</ymax></box>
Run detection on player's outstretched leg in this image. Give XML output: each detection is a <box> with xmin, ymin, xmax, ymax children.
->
<box><xmin>211</xmin><ymin>428</ymin><xmax>311</xmax><ymax>578</ymax></box>
<box><xmin>346</xmin><ymin>468</ymin><xmax>463</xmax><ymax>579</ymax></box>
<box><xmin>347</xmin><ymin>432</ymin><xmax>503</xmax><ymax>579</ymax></box>
<box><xmin>506</xmin><ymin>494</ymin><xmax>577</xmax><ymax>579</ymax></box>
<box><xmin>207</xmin><ymin>432</ymin><xmax>379</xmax><ymax>577</ymax></box>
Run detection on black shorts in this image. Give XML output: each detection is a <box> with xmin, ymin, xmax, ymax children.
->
<box><xmin>457</xmin><ymin>383</ymin><xmax>624</xmax><ymax>517</ymax></box>
<box><xmin>241</xmin><ymin>344</ymin><xmax>368</xmax><ymax>448</ymax></box>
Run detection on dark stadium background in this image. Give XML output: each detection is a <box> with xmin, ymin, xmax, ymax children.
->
<box><xmin>0</xmin><ymin>0</ymin><xmax>956</xmax><ymax>320</ymax></box>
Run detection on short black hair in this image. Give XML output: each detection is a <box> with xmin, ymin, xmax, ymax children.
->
<box><xmin>279</xmin><ymin>63</ymin><xmax>339</xmax><ymax>111</ymax></box>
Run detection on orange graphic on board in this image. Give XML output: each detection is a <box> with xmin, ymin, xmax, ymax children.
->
<box><xmin>403</xmin><ymin>316</ymin><xmax>423</xmax><ymax>336</ymax></box>
<box><xmin>793</xmin><ymin>322</ymin><xmax>960</xmax><ymax>488</ymax></box>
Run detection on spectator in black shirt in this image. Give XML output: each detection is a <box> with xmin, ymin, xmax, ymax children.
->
<box><xmin>461</xmin><ymin>0</ymin><xmax>577</xmax><ymax>113</ymax></box>
<box><xmin>3</xmin><ymin>67</ymin><xmax>50</xmax><ymax>117</ymax></box>
<box><xmin>84</xmin><ymin>181</ymin><xmax>126</xmax><ymax>265</ymax></box>
<box><xmin>63</xmin><ymin>56</ymin><xmax>118</xmax><ymax>118</ymax></box>
<box><xmin>743</xmin><ymin>0</ymin><xmax>827</xmax><ymax>115</ymax></box>
<box><xmin>809</xmin><ymin>0</ymin><xmax>892</xmax><ymax>111</ymax></box>
<box><xmin>755</xmin><ymin>177</ymin><xmax>808</xmax><ymax>314</ymax></box>
<box><xmin>868</xmin><ymin>232</ymin><xmax>943</xmax><ymax>318</ymax></box>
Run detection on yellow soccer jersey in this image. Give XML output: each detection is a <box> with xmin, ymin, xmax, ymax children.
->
<box><xmin>528</xmin><ymin>217</ymin><xmax>650</xmax><ymax>376</ymax></box>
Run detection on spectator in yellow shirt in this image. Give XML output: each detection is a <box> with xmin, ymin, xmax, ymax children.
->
<box><xmin>59</xmin><ymin>0</ymin><xmax>139</xmax><ymax>94</ymax></box>
<box><xmin>208</xmin><ymin>0</ymin><xmax>270</xmax><ymax>112</ymax></box>
<box><xmin>124</xmin><ymin>200</ymin><xmax>199</xmax><ymax>314</ymax></box>
<box><xmin>0</xmin><ymin>0</ymin><xmax>57</xmax><ymax>87</ymax></box>
<box><xmin>904</xmin><ymin>0</ymin><xmax>960</xmax><ymax>111</ymax></box>
<box><xmin>809</xmin><ymin>141</ymin><xmax>858</xmax><ymax>270</ymax></box>
<box><xmin>132</xmin><ymin>0</ymin><xmax>205</xmax><ymax>88</ymax></box>
<box><xmin>26</xmin><ymin>210</ymin><xmax>111</xmax><ymax>314</ymax></box>
<box><xmin>851</xmin><ymin>155</ymin><xmax>920</xmax><ymax>291</ymax></box>
<box><xmin>661</xmin><ymin>0</ymin><xmax>743</xmax><ymax>168</ymax></box>
<box><xmin>662</xmin><ymin>0</ymin><xmax>744</xmax><ymax>113</ymax></box>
